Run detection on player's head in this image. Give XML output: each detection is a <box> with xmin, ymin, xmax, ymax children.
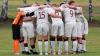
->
<box><xmin>38</xmin><ymin>4</ymin><xmax>46</xmax><ymax>9</ymax></box>
<box><xmin>51</xmin><ymin>4</ymin><xmax>59</xmax><ymax>7</ymax></box>
<box><xmin>60</xmin><ymin>2</ymin><xmax>65</xmax><ymax>6</ymax></box>
<box><xmin>68</xmin><ymin>0</ymin><xmax>76</xmax><ymax>6</ymax></box>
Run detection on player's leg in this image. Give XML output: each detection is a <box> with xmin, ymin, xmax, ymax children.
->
<box><xmin>43</xmin><ymin>23</ymin><xmax>49</xmax><ymax>55</ymax></box>
<box><xmin>50</xmin><ymin>23</ymin><xmax>58</xmax><ymax>55</ymax></box>
<box><xmin>31</xmin><ymin>21</ymin><xmax>38</xmax><ymax>54</ymax></box>
<box><xmin>20</xmin><ymin>37</ymin><xmax>25</xmax><ymax>54</ymax></box>
<box><xmin>19</xmin><ymin>28</ymin><xmax>25</xmax><ymax>54</ymax></box>
<box><xmin>19</xmin><ymin>38</ymin><xmax>25</xmax><ymax>54</ymax></box>
<box><xmin>57</xmin><ymin>22</ymin><xmax>64</xmax><ymax>55</ymax></box>
<box><xmin>12</xmin><ymin>24</ymin><xmax>20</xmax><ymax>55</ymax></box>
<box><xmin>50</xmin><ymin>35</ymin><xmax>56</xmax><ymax>55</ymax></box>
<box><xmin>30</xmin><ymin>36</ymin><xmax>38</xmax><ymax>54</ymax></box>
<box><xmin>82</xmin><ymin>35</ymin><xmax>86</xmax><ymax>52</ymax></box>
<box><xmin>82</xmin><ymin>22</ymin><xmax>88</xmax><ymax>52</ymax></box>
<box><xmin>33</xmin><ymin>17</ymin><xmax>37</xmax><ymax>52</ymax></box>
<box><xmin>64</xmin><ymin>23</ymin><xmax>72</xmax><ymax>54</ymax></box>
<box><xmin>27</xmin><ymin>22</ymin><xmax>36</xmax><ymax>54</ymax></box>
<box><xmin>76</xmin><ymin>22</ymin><xmax>83</xmax><ymax>53</ymax></box>
<box><xmin>71</xmin><ymin>24</ymin><xmax>78</xmax><ymax>54</ymax></box>
<box><xmin>57</xmin><ymin>36</ymin><xmax>63</xmax><ymax>55</ymax></box>
<box><xmin>22</xmin><ymin>23</ymin><xmax>30</xmax><ymax>54</ymax></box>
<box><xmin>37</xmin><ymin>24</ymin><xmax>43</xmax><ymax>55</ymax></box>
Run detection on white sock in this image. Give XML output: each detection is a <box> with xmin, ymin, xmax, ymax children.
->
<box><xmin>58</xmin><ymin>41</ymin><xmax>63</xmax><ymax>53</ymax></box>
<box><xmin>25</xmin><ymin>47</ymin><xmax>29</xmax><ymax>52</ymax></box>
<box><xmin>82</xmin><ymin>40</ymin><xmax>86</xmax><ymax>51</ymax></box>
<box><xmin>50</xmin><ymin>41</ymin><xmax>55</xmax><ymax>52</ymax></box>
<box><xmin>44</xmin><ymin>41</ymin><xmax>48</xmax><ymax>53</ymax></box>
<box><xmin>72</xmin><ymin>41</ymin><xmax>77</xmax><ymax>51</ymax></box>
<box><xmin>78</xmin><ymin>43</ymin><xmax>82</xmax><ymax>51</ymax></box>
<box><xmin>20</xmin><ymin>42</ymin><xmax>25</xmax><ymax>51</ymax></box>
<box><xmin>38</xmin><ymin>41</ymin><xmax>42</xmax><ymax>53</ymax></box>
<box><xmin>64</xmin><ymin>41</ymin><xmax>68</xmax><ymax>52</ymax></box>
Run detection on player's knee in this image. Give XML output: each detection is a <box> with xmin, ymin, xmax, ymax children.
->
<box><xmin>82</xmin><ymin>37</ymin><xmax>86</xmax><ymax>40</ymax></box>
<box><xmin>77</xmin><ymin>37</ymin><xmax>82</xmax><ymax>44</ymax></box>
<box><xmin>71</xmin><ymin>37</ymin><xmax>77</xmax><ymax>41</ymax></box>
<box><xmin>64</xmin><ymin>37</ymin><xmax>69</xmax><ymax>41</ymax></box>
<box><xmin>31</xmin><ymin>45</ymin><xmax>35</xmax><ymax>49</ymax></box>
<box><xmin>19</xmin><ymin>39</ymin><xmax>24</xmax><ymax>43</ymax></box>
<box><xmin>57</xmin><ymin>36</ymin><xmax>63</xmax><ymax>41</ymax></box>
<box><xmin>44</xmin><ymin>36</ymin><xmax>48</xmax><ymax>41</ymax></box>
<box><xmin>50</xmin><ymin>35</ymin><xmax>55</xmax><ymax>41</ymax></box>
<box><xmin>82</xmin><ymin>35</ymin><xmax>85</xmax><ymax>38</ymax></box>
<box><xmin>24</xmin><ymin>43</ymin><xmax>28</xmax><ymax>47</ymax></box>
<box><xmin>38</xmin><ymin>37</ymin><xmax>42</xmax><ymax>41</ymax></box>
<box><xmin>33</xmin><ymin>37</ymin><xmax>36</xmax><ymax>43</ymax></box>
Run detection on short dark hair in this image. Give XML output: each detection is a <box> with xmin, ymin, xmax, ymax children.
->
<box><xmin>60</xmin><ymin>3</ymin><xmax>65</xmax><ymax>6</ymax></box>
<box><xmin>51</xmin><ymin>4</ymin><xmax>58</xmax><ymax>7</ymax></box>
<box><xmin>68</xmin><ymin>1</ymin><xmax>75</xmax><ymax>5</ymax></box>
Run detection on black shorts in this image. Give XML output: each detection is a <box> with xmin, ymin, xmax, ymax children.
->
<box><xmin>12</xmin><ymin>24</ymin><xmax>20</xmax><ymax>40</ymax></box>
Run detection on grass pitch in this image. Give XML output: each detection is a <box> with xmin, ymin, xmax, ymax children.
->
<box><xmin>0</xmin><ymin>23</ymin><xmax>100</xmax><ymax>56</ymax></box>
<box><xmin>0</xmin><ymin>0</ymin><xmax>100</xmax><ymax>56</ymax></box>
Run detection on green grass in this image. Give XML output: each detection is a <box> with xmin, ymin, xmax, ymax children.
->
<box><xmin>0</xmin><ymin>0</ymin><xmax>100</xmax><ymax>56</ymax></box>
<box><xmin>0</xmin><ymin>23</ymin><xmax>100</xmax><ymax>56</ymax></box>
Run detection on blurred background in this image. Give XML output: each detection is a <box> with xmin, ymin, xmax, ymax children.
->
<box><xmin>0</xmin><ymin>0</ymin><xmax>100</xmax><ymax>56</ymax></box>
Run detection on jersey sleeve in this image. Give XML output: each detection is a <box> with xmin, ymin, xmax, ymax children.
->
<box><xmin>18</xmin><ymin>7</ymin><xmax>38</xmax><ymax>15</ymax></box>
<box><xmin>59</xmin><ymin>7</ymin><xmax>64</xmax><ymax>11</ymax></box>
<box><xmin>46</xmin><ymin>8</ymin><xmax>53</xmax><ymax>14</ymax></box>
<box><xmin>34</xmin><ymin>10</ymin><xmax>37</xmax><ymax>17</ymax></box>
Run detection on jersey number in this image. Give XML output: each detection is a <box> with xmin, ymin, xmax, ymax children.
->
<box><xmin>70</xmin><ymin>10</ymin><xmax>74</xmax><ymax>17</ymax></box>
<box><xmin>55</xmin><ymin>11</ymin><xmax>59</xmax><ymax>15</ymax></box>
<box><xmin>39</xmin><ymin>12</ymin><xmax>45</xmax><ymax>19</ymax></box>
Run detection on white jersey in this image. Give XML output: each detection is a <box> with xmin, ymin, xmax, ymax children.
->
<box><xmin>76</xmin><ymin>7</ymin><xmax>84</xmax><ymax>22</ymax></box>
<box><xmin>48</xmin><ymin>8</ymin><xmax>62</xmax><ymax>23</ymax></box>
<box><xmin>34</xmin><ymin>8</ymin><xmax>49</xmax><ymax>24</ymax></box>
<box><xmin>76</xmin><ymin>7</ymin><xmax>88</xmax><ymax>23</ymax></box>
<box><xmin>18</xmin><ymin>6</ymin><xmax>38</xmax><ymax>14</ymax></box>
<box><xmin>76</xmin><ymin>7</ymin><xmax>88</xmax><ymax>35</ymax></box>
<box><xmin>60</xmin><ymin>7</ymin><xmax>76</xmax><ymax>23</ymax></box>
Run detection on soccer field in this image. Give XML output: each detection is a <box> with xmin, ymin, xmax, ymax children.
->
<box><xmin>0</xmin><ymin>23</ymin><xmax>100</xmax><ymax>56</ymax></box>
<box><xmin>0</xmin><ymin>0</ymin><xmax>100</xmax><ymax>56</ymax></box>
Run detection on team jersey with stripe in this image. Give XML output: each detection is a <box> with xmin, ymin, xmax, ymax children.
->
<box><xmin>60</xmin><ymin>7</ymin><xmax>76</xmax><ymax>23</ymax></box>
<box><xmin>76</xmin><ymin>7</ymin><xmax>87</xmax><ymax>23</ymax></box>
<box><xmin>18</xmin><ymin>6</ymin><xmax>38</xmax><ymax>15</ymax></box>
<box><xmin>34</xmin><ymin>8</ymin><xmax>49</xmax><ymax>24</ymax></box>
<box><xmin>48</xmin><ymin>8</ymin><xmax>62</xmax><ymax>23</ymax></box>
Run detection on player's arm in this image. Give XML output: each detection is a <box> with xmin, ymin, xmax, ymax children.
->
<box><xmin>17</xmin><ymin>7</ymin><xmax>36</xmax><ymax>16</ymax></box>
<box><xmin>67</xmin><ymin>5</ymin><xmax>77</xmax><ymax>10</ymax></box>
<box><xmin>23</xmin><ymin>16</ymin><xmax>33</xmax><ymax>21</ymax></box>
<box><xmin>47</xmin><ymin>8</ymin><xmax>62</xmax><ymax>18</ymax></box>
<box><xmin>23</xmin><ymin>11</ymin><xmax>37</xmax><ymax>22</ymax></box>
<box><xmin>17</xmin><ymin>6</ymin><xmax>44</xmax><ymax>17</ymax></box>
<box><xmin>49</xmin><ymin>13</ymin><xmax>62</xmax><ymax>18</ymax></box>
<box><xmin>25</xmin><ymin>12</ymin><xmax>35</xmax><ymax>16</ymax></box>
<box><xmin>76</xmin><ymin>7</ymin><xmax>83</xmax><ymax>15</ymax></box>
<box><xmin>52</xmin><ymin>7</ymin><xmax>62</xmax><ymax>12</ymax></box>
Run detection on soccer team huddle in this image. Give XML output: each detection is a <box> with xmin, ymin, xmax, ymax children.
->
<box><xmin>15</xmin><ymin>0</ymin><xmax>88</xmax><ymax>55</ymax></box>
